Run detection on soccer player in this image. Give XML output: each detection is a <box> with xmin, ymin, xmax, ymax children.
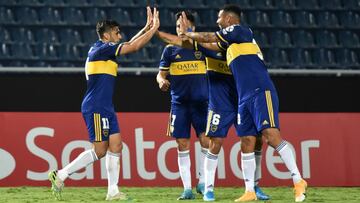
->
<box><xmin>48</xmin><ymin>7</ymin><xmax>160</xmax><ymax>201</ymax></box>
<box><xmin>178</xmin><ymin>5</ymin><xmax>307</xmax><ymax>202</ymax></box>
<box><xmin>156</xmin><ymin>11</ymin><xmax>209</xmax><ymax>200</ymax></box>
<box><xmin>156</xmin><ymin>31</ymin><xmax>270</xmax><ymax>201</ymax></box>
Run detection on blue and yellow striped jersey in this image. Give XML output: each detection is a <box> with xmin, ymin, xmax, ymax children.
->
<box><xmin>195</xmin><ymin>42</ymin><xmax>237</xmax><ymax>112</ymax></box>
<box><xmin>159</xmin><ymin>44</ymin><xmax>208</xmax><ymax>104</ymax></box>
<box><xmin>81</xmin><ymin>40</ymin><xmax>122</xmax><ymax>113</ymax></box>
<box><xmin>215</xmin><ymin>25</ymin><xmax>276</xmax><ymax>102</ymax></box>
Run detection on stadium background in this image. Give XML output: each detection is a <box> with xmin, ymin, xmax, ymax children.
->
<box><xmin>0</xmin><ymin>0</ymin><xmax>360</xmax><ymax>188</ymax></box>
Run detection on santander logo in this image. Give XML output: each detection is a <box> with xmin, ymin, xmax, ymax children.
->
<box><xmin>0</xmin><ymin>148</ymin><xmax>16</xmax><ymax>179</ymax></box>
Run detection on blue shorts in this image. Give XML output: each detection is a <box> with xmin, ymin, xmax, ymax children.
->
<box><xmin>205</xmin><ymin>109</ymin><xmax>241</xmax><ymax>137</ymax></box>
<box><xmin>82</xmin><ymin>111</ymin><xmax>120</xmax><ymax>142</ymax></box>
<box><xmin>167</xmin><ymin>102</ymin><xmax>207</xmax><ymax>138</ymax></box>
<box><xmin>237</xmin><ymin>90</ymin><xmax>280</xmax><ymax>136</ymax></box>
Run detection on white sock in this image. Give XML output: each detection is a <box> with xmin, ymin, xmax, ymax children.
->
<box><xmin>106</xmin><ymin>151</ymin><xmax>120</xmax><ymax>196</ymax></box>
<box><xmin>204</xmin><ymin>151</ymin><xmax>218</xmax><ymax>193</ymax></box>
<box><xmin>241</xmin><ymin>152</ymin><xmax>255</xmax><ymax>192</ymax></box>
<box><xmin>254</xmin><ymin>150</ymin><xmax>262</xmax><ymax>186</ymax></box>
<box><xmin>276</xmin><ymin>140</ymin><xmax>302</xmax><ymax>184</ymax></box>
<box><xmin>178</xmin><ymin>150</ymin><xmax>191</xmax><ymax>190</ymax></box>
<box><xmin>58</xmin><ymin>149</ymin><xmax>98</xmax><ymax>181</ymax></box>
<box><xmin>198</xmin><ymin>147</ymin><xmax>207</xmax><ymax>184</ymax></box>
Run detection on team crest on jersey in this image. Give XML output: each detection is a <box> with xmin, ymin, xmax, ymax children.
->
<box><xmin>210</xmin><ymin>124</ymin><xmax>218</xmax><ymax>132</ymax></box>
<box><xmin>103</xmin><ymin>129</ymin><xmax>109</xmax><ymax>137</ymax></box>
<box><xmin>194</xmin><ymin>51</ymin><xmax>202</xmax><ymax>59</ymax></box>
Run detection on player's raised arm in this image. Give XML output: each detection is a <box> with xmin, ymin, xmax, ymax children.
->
<box><xmin>119</xmin><ymin>7</ymin><xmax>160</xmax><ymax>55</ymax></box>
<box><xmin>128</xmin><ymin>6</ymin><xmax>153</xmax><ymax>43</ymax></box>
<box><xmin>179</xmin><ymin>12</ymin><xmax>219</xmax><ymax>44</ymax></box>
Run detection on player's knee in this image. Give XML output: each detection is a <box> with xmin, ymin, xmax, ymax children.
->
<box><xmin>262</xmin><ymin>128</ymin><xmax>282</xmax><ymax>147</ymax></box>
<box><xmin>176</xmin><ymin>139</ymin><xmax>190</xmax><ymax>151</ymax></box>
<box><xmin>94</xmin><ymin>148</ymin><xmax>107</xmax><ymax>159</ymax></box>
<box><xmin>109</xmin><ymin>142</ymin><xmax>122</xmax><ymax>153</ymax></box>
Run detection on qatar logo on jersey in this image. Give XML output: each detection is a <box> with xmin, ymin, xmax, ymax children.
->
<box><xmin>0</xmin><ymin>148</ymin><xmax>16</xmax><ymax>180</ymax></box>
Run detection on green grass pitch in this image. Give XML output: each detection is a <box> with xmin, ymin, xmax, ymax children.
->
<box><xmin>1</xmin><ymin>187</ymin><xmax>359</xmax><ymax>202</ymax></box>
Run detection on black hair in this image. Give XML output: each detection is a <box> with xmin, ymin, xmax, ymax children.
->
<box><xmin>96</xmin><ymin>19</ymin><xmax>120</xmax><ymax>39</ymax></box>
<box><xmin>222</xmin><ymin>4</ymin><xmax>242</xmax><ymax>20</ymax></box>
<box><xmin>175</xmin><ymin>10</ymin><xmax>195</xmax><ymax>25</ymax></box>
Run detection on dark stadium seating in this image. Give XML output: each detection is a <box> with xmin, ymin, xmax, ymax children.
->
<box><xmin>0</xmin><ymin>0</ymin><xmax>359</xmax><ymax>69</ymax></box>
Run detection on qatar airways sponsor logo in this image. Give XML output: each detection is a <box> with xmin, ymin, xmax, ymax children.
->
<box><xmin>8</xmin><ymin>127</ymin><xmax>319</xmax><ymax>181</ymax></box>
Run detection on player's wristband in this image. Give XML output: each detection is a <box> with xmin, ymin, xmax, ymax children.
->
<box><xmin>186</xmin><ymin>28</ymin><xmax>193</xmax><ymax>32</ymax></box>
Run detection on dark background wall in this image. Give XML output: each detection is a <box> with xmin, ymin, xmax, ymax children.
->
<box><xmin>1</xmin><ymin>73</ymin><xmax>359</xmax><ymax>112</ymax></box>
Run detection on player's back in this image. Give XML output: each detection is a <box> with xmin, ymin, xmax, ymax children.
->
<box><xmin>216</xmin><ymin>25</ymin><xmax>276</xmax><ymax>102</ymax></box>
<box><xmin>82</xmin><ymin>40</ymin><xmax>121</xmax><ymax>113</ymax></box>
<box><xmin>159</xmin><ymin>44</ymin><xmax>208</xmax><ymax>104</ymax></box>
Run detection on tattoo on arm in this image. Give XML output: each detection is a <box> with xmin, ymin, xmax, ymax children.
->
<box><xmin>186</xmin><ymin>32</ymin><xmax>219</xmax><ymax>43</ymax></box>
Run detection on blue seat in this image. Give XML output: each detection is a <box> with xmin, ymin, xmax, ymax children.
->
<box><xmin>0</xmin><ymin>0</ymin><xmax>18</xmax><ymax>5</ymax></box>
<box><xmin>35</xmin><ymin>44</ymin><xmax>58</xmax><ymax>60</ymax></box>
<box><xmin>16</xmin><ymin>7</ymin><xmax>39</xmax><ymax>25</ymax></box>
<box><xmin>248</xmin><ymin>11</ymin><xmax>271</xmax><ymax>27</ymax></box>
<box><xmin>294</xmin><ymin>11</ymin><xmax>317</xmax><ymax>27</ymax></box>
<box><xmin>112</xmin><ymin>0</ymin><xmax>136</xmax><ymax>7</ymax></box>
<box><xmin>82</xmin><ymin>29</ymin><xmax>98</xmax><ymax>45</ymax></box>
<box><xmin>66</xmin><ymin>0</ymin><xmax>89</xmax><ymax>6</ymax></box>
<box><xmin>8</xmin><ymin>61</ymin><xmax>27</xmax><ymax>67</ymax></box>
<box><xmin>39</xmin><ymin>7</ymin><xmax>62</xmax><ymax>25</ymax></box>
<box><xmin>204</xmin><ymin>0</ymin><xmax>227</xmax><ymax>8</ymax></box>
<box><xmin>270</xmin><ymin>30</ymin><xmax>292</xmax><ymax>47</ymax></box>
<box><xmin>158</xmin><ymin>8</ymin><xmax>176</xmax><ymax>26</ymax></box>
<box><xmin>271</xmin><ymin>11</ymin><xmax>293</xmax><ymax>27</ymax></box>
<box><xmin>0</xmin><ymin>27</ymin><xmax>11</xmax><ymax>42</ymax></box>
<box><xmin>318</xmin><ymin>0</ymin><xmax>342</xmax><ymax>9</ymax></box>
<box><xmin>157</xmin><ymin>0</ymin><xmax>183</xmax><ymax>8</ymax></box>
<box><xmin>315</xmin><ymin>30</ymin><xmax>338</xmax><ymax>48</ymax></box>
<box><xmin>0</xmin><ymin>43</ymin><xmax>11</xmax><ymax>59</ymax></box>
<box><xmin>109</xmin><ymin>8</ymin><xmax>132</xmax><ymax>26</ymax></box>
<box><xmin>12</xmin><ymin>27</ymin><xmax>35</xmax><ymax>43</ymax></box>
<box><xmin>11</xmin><ymin>43</ymin><xmax>35</xmax><ymax>59</ymax></box>
<box><xmin>313</xmin><ymin>49</ymin><xmax>337</xmax><ymax>68</ymax></box>
<box><xmin>183</xmin><ymin>0</ymin><xmax>205</xmax><ymax>8</ymax></box>
<box><xmin>268</xmin><ymin>48</ymin><xmax>290</xmax><ymax>68</ymax></box>
<box><xmin>317</xmin><ymin>12</ymin><xmax>339</xmax><ymax>28</ymax></box>
<box><xmin>36</xmin><ymin>28</ymin><xmax>59</xmax><ymax>44</ymax></box>
<box><xmin>293</xmin><ymin>30</ymin><xmax>315</xmax><ymax>48</ymax></box>
<box><xmin>17</xmin><ymin>0</ymin><xmax>41</xmax><ymax>6</ymax></box>
<box><xmin>338</xmin><ymin>31</ymin><xmax>359</xmax><ymax>48</ymax></box>
<box><xmin>343</xmin><ymin>0</ymin><xmax>360</xmax><ymax>9</ymax></box>
<box><xmin>291</xmin><ymin>48</ymin><xmax>313</xmax><ymax>68</ymax></box>
<box><xmin>63</xmin><ymin>8</ymin><xmax>86</xmax><ymax>25</ymax></box>
<box><xmin>32</xmin><ymin>61</ymin><xmax>51</xmax><ymax>67</ymax></box>
<box><xmin>127</xmin><ymin>48</ymin><xmax>150</xmax><ymax>61</ymax></box>
<box><xmin>273</xmin><ymin>0</ymin><xmax>296</xmax><ymax>9</ymax></box>
<box><xmin>59</xmin><ymin>45</ymin><xmax>82</xmax><ymax>60</ymax></box>
<box><xmin>232</xmin><ymin>0</ymin><xmax>252</xmax><ymax>9</ymax></box>
<box><xmin>42</xmin><ymin>0</ymin><xmax>65</xmax><ymax>6</ymax></box>
<box><xmin>91</xmin><ymin>0</ymin><xmax>112</xmax><ymax>6</ymax></box>
<box><xmin>86</xmin><ymin>8</ymin><xmax>107</xmax><ymax>24</ymax></box>
<box><xmin>297</xmin><ymin>0</ymin><xmax>319</xmax><ymax>9</ymax></box>
<box><xmin>53</xmin><ymin>61</ymin><xmax>75</xmax><ymax>67</ymax></box>
<box><xmin>340</xmin><ymin>11</ymin><xmax>360</xmax><ymax>28</ymax></box>
<box><xmin>253</xmin><ymin>31</ymin><xmax>269</xmax><ymax>47</ymax></box>
<box><xmin>251</xmin><ymin>0</ymin><xmax>273</xmax><ymax>8</ymax></box>
<box><xmin>198</xmin><ymin>9</ymin><xmax>217</xmax><ymax>27</ymax></box>
<box><xmin>59</xmin><ymin>28</ymin><xmax>82</xmax><ymax>44</ymax></box>
<box><xmin>0</xmin><ymin>7</ymin><xmax>16</xmax><ymax>24</ymax></box>
<box><xmin>336</xmin><ymin>49</ymin><xmax>359</xmax><ymax>68</ymax></box>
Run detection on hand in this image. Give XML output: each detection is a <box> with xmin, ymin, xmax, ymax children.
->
<box><xmin>144</xmin><ymin>6</ymin><xmax>153</xmax><ymax>30</ymax></box>
<box><xmin>159</xmin><ymin>79</ymin><xmax>170</xmax><ymax>91</ymax></box>
<box><xmin>151</xmin><ymin>7</ymin><xmax>160</xmax><ymax>30</ymax></box>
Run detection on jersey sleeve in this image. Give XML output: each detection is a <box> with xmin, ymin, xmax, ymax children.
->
<box><xmin>215</xmin><ymin>25</ymin><xmax>253</xmax><ymax>45</ymax></box>
<box><xmin>101</xmin><ymin>42</ymin><xmax>123</xmax><ymax>57</ymax></box>
<box><xmin>159</xmin><ymin>45</ymin><xmax>172</xmax><ymax>71</ymax></box>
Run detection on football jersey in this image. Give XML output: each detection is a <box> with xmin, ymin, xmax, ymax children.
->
<box><xmin>81</xmin><ymin>40</ymin><xmax>122</xmax><ymax>113</ymax></box>
<box><xmin>159</xmin><ymin>44</ymin><xmax>208</xmax><ymax>104</ymax></box>
<box><xmin>195</xmin><ymin>42</ymin><xmax>237</xmax><ymax>112</ymax></box>
<box><xmin>215</xmin><ymin>24</ymin><xmax>276</xmax><ymax>102</ymax></box>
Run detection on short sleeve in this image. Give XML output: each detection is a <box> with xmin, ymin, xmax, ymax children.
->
<box><xmin>215</xmin><ymin>25</ymin><xmax>253</xmax><ymax>45</ymax></box>
<box><xmin>159</xmin><ymin>45</ymin><xmax>171</xmax><ymax>71</ymax></box>
<box><xmin>101</xmin><ymin>42</ymin><xmax>123</xmax><ymax>57</ymax></box>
